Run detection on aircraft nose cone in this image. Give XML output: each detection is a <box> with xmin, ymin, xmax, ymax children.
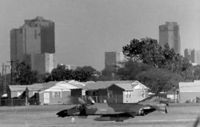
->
<box><xmin>57</xmin><ymin>109</ymin><xmax>69</xmax><ymax>117</ymax></box>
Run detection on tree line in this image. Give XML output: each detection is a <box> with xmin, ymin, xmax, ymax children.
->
<box><xmin>9</xmin><ymin>37</ymin><xmax>200</xmax><ymax>93</ymax></box>
<box><xmin>11</xmin><ymin>63</ymin><xmax>99</xmax><ymax>85</ymax></box>
<box><xmin>118</xmin><ymin>38</ymin><xmax>200</xmax><ymax>93</ymax></box>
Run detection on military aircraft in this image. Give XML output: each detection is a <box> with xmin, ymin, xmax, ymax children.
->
<box><xmin>56</xmin><ymin>96</ymin><xmax>167</xmax><ymax>122</ymax></box>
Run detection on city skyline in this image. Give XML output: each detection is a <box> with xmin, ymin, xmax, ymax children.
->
<box><xmin>0</xmin><ymin>0</ymin><xmax>200</xmax><ymax>70</ymax></box>
<box><xmin>10</xmin><ymin>17</ymin><xmax>55</xmax><ymax>74</ymax></box>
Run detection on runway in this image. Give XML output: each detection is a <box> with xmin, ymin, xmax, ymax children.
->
<box><xmin>0</xmin><ymin>104</ymin><xmax>199</xmax><ymax>127</ymax></box>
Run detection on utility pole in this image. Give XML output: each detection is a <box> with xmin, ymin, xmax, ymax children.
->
<box><xmin>7</xmin><ymin>60</ymin><xmax>17</xmax><ymax>85</ymax></box>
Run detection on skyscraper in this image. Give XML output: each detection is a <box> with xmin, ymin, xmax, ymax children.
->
<box><xmin>184</xmin><ymin>49</ymin><xmax>200</xmax><ymax>65</ymax></box>
<box><xmin>159</xmin><ymin>22</ymin><xmax>181</xmax><ymax>54</ymax></box>
<box><xmin>10</xmin><ymin>16</ymin><xmax>55</xmax><ymax>74</ymax></box>
<box><xmin>184</xmin><ymin>49</ymin><xmax>194</xmax><ymax>63</ymax></box>
<box><xmin>105</xmin><ymin>51</ymin><xmax>125</xmax><ymax>72</ymax></box>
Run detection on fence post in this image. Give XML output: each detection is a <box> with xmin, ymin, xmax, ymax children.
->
<box><xmin>95</xmin><ymin>96</ymin><xmax>98</xmax><ymax>103</ymax></box>
<box><xmin>25</xmin><ymin>97</ymin><xmax>28</xmax><ymax>106</ymax></box>
<box><xmin>11</xmin><ymin>98</ymin><xmax>13</xmax><ymax>106</ymax></box>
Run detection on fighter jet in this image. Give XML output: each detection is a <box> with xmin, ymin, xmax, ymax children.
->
<box><xmin>56</xmin><ymin>96</ymin><xmax>167</xmax><ymax>122</ymax></box>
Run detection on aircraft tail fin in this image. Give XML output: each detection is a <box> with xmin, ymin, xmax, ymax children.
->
<box><xmin>88</xmin><ymin>96</ymin><xmax>95</xmax><ymax>104</ymax></box>
<box><xmin>78</xmin><ymin>97</ymin><xmax>86</xmax><ymax>105</ymax></box>
<box><xmin>78</xmin><ymin>96</ymin><xmax>95</xmax><ymax>105</ymax></box>
<box><xmin>193</xmin><ymin>116</ymin><xmax>200</xmax><ymax>127</ymax></box>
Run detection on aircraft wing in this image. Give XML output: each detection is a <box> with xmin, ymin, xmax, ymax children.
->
<box><xmin>148</xmin><ymin>103</ymin><xmax>167</xmax><ymax>113</ymax></box>
<box><xmin>137</xmin><ymin>94</ymin><xmax>168</xmax><ymax>114</ymax></box>
<box><xmin>94</xmin><ymin>112</ymin><xmax>137</xmax><ymax>121</ymax></box>
<box><xmin>138</xmin><ymin>103</ymin><xmax>167</xmax><ymax>115</ymax></box>
<box><xmin>56</xmin><ymin>105</ymin><xmax>80</xmax><ymax>117</ymax></box>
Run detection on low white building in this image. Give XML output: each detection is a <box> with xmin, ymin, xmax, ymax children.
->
<box><xmin>39</xmin><ymin>81</ymin><xmax>78</xmax><ymax>105</ymax></box>
<box><xmin>179</xmin><ymin>80</ymin><xmax>200</xmax><ymax>103</ymax></box>
<box><xmin>106</xmin><ymin>81</ymin><xmax>149</xmax><ymax>103</ymax></box>
<box><xmin>111</xmin><ymin>81</ymin><xmax>149</xmax><ymax>103</ymax></box>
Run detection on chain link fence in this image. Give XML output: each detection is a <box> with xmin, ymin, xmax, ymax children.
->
<box><xmin>0</xmin><ymin>98</ymin><xmax>39</xmax><ymax>106</ymax></box>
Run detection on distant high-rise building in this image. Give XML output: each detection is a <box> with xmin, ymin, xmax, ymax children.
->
<box><xmin>30</xmin><ymin>53</ymin><xmax>55</xmax><ymax>74</ymax></box>
<box><xmin>10</xmin><ymin>16</ymin><xmax>55</xmax><ymax>74</ymax></box>
<box><xmin>105</xmin><ymin>51</ymin><xmax>125</xmax><ymax>72</ymax></box>
<box><xmin>195</xmin><ymin>51</ymin><xmax>200</xmax><ymax>65</ymax></box>
<box><xmin>184</xmin><ymin>49</ymin><xmax>200</xmax><ymax>65</ymax></box>
<box><xmin>159</xmin><ymin>22</ymin><xmax>181</xmax><ymax>54</ymax></box>
<box><xmin>65</xmin><ymin>65</ymin><xmax>78</xmax><ymax>70</ymax></box>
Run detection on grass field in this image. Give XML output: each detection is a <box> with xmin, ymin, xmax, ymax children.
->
<box><xmin>0</xmin><ymin>104</ymin><xmax>200</xmax><ymax>127</ymax></box>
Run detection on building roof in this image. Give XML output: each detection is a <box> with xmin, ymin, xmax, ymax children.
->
<box><xmin>132</xmin><ymin>81</ymin><xmax>149</xmax><ymax>89</ymax></box>
<box><xmin>9</xmin><ymin>84</ymin><xmax>43</xmax><ymax>92</ymax></box>
<box><xmin>41</xmin><ymin>81</ymin><xmax>78</xmax><ymax>92</ymax></box>
<box><xmin>9</xmin><ymin>81</ymin><xmax>57</xmax><ymax>92</ymax></box>
<box><xmin>9</xmin><ymin>80</ymin><xmax>149</xmax><ymax>93</ymax></box>
<box><xmin>9</xmin><ymin>80</ymin><xmax>86</xmax><ymax>93</ymax></box>
<box><xmin>84</xmin><ymin>80</ymin><xmax>147</xmax><ymax>90</ymax></box>
<box><xmin>40</xmin><ymin>81</ymin><xmax>58</xmax><ymax>91</ymax></box>
<box><xmin>68</xmin><ymin>80</ymin><xmax>86</xmax><ymax>88</ymax></box>
<box><xmin>110</xmin><ymin>81</ymin><xmax>149</xmax><ymax>91</ymax></box>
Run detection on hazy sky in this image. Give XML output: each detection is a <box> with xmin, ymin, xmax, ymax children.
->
<box><xmin>0</xmin><ymin>0</ymin><xmax>200</xmax><ymax>70</ymax></box>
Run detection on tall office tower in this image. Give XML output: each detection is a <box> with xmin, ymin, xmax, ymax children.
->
<box><xmin>184</xmin><ymin>49</ymin><xmax>200</xmax><ymax>65</ymax></box>
<box><xmin>159</xmin><ymin>22</ymin><xmax>181</xmax><ymax>54</ymax></box>
<box><xmin>10</xmin><ymin>16</ymin><xmax>55</xmax><ymax>74</ymax></box>
<box><xmin>195</xmin><ymin>50</ymin><xmax>200</xmax><ymax>65</ymax></box>
<box><xmin>105</xmin><ymin>51</ymin><xmax>125</xmax><ymax>72</ymax></box>
<box><xmin>184</xmin><ymin>49</ymin><xmax>194</xmax><ymax>63</ymax></box>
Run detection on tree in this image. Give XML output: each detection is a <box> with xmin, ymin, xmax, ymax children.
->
<box><xmin>14</xmin><ymin>62</ymin><xmax>38</xmax><ymax>85</ymax></box>
<box><xmin>73</xmin><ymin>66</ymin><xmax>98</xmax><ymax>81</ymax></box>
<box><xmin>100</xmin><ymin>68</ymin><xmax>117</xmax><ymax>81</ymax></box>
<box><xmin>123</xmin><ymin>38</ymin><xmax>164</xmax><ymax>67</ymax></box>
<box><xmin>117</xmin><ymin>60</ymin><xmax>151</xmax><ymax>80</ymax></box>
<box><xmin>136</xmin><ymin>68</ymin><xmax>182</xmax><ymax>93</ymax></box>
<box><xmin>123</xmin><ymin>38</ymin><xmax>192</xmax><ymax>74</ymax></box>
<box><xmin>118</xmin><ymin>37</ymin><xmax>193</xmax><ymax>92</ymax></box>
<box><xmin>37</xmin><ymin>73</ymin><xmax>52</xmax><ymax>83</ymax></box>
<box><xmin>51</xmin><ymin>64</ymin><xmax>70</xmax><ymax>81</ymax></box>
<box><xmin>49</xmin><ymin>65</ymin><xmax>98</xmax><ymax>82</ymax></box>
<box><xmin>193</xmin><ymin>65</ymin><xmax>200</xmax><ymax>80</ymax></box>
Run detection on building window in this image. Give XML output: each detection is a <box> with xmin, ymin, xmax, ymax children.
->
<box><xmin>129</xmin><ymin>93</ymin><xmax>131</xmax><ymax>98</ymax></box>
<box><xmin>53</xmin><ymin>92</ymin><xmax>62</xmax><ymax>98</ymax></box>
<box><xmin>125</xmin><ymin>92</ymin><xmax>132</xmax><ymax>98</ymax></box>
